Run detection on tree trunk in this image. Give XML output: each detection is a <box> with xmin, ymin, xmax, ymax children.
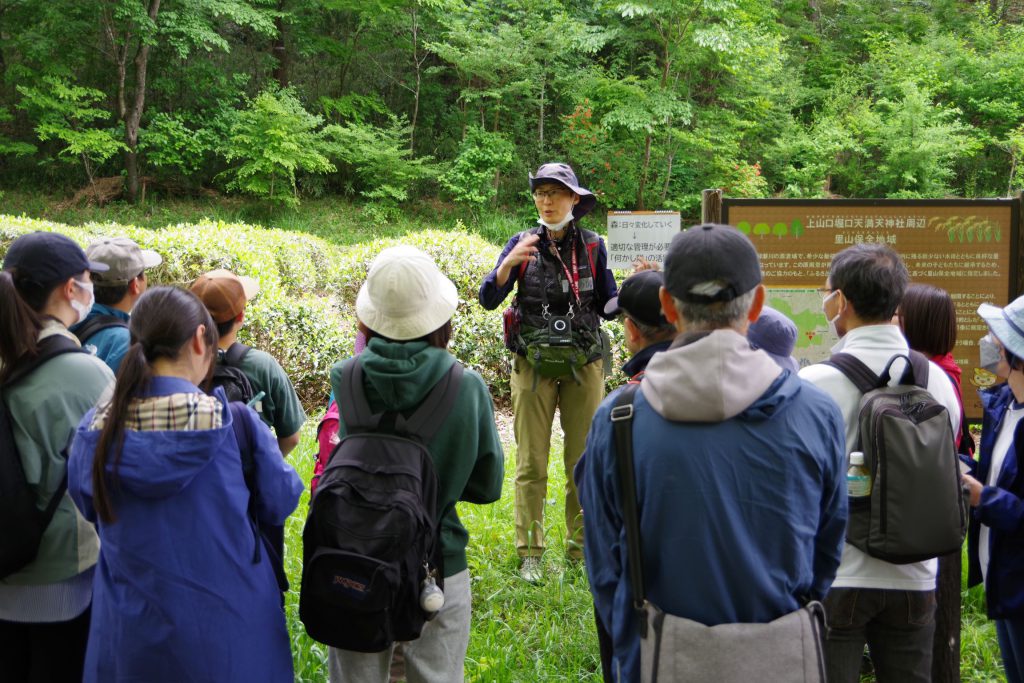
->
<box><xmin>538</xmin><ymin>72</ymin><xmax>545</xmax><ymax>159</ymax></box>
<box><xmin>408</xmin><ymin>4</ymin><xmax>420</xmax><ymax>152</ymax></box>
<box><xmin>123</xmin><ymin>0</ymin><xmax>160</xmax><ymax>204</ymax></box>
<box><xmin>931</xmin><ymin>551</ymin><xmax>962</xmax><ymax>683</ymax></box>
<box><xmin>636</xmin><ymin>132</ymin><xmax>652</xmax><ymax>210</ymax></box>
<box><xmin>272</xmin><ymin>6</ymin><xmax>289</xmax><ymax>88</ymax></box>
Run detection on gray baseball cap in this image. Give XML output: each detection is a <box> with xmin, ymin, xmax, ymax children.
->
<box><xmin>87</xmin><ymin>237</ymin><xmax>162</xmax><ymax>286</ymax></box>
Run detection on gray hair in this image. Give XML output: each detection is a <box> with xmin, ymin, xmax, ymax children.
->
<box><xmin>672</xmin><ymin>288</ymin><xmax>756</xmax><ymax>331</ymax></box>
<box><xmin>627</xmin><ymin>316</ymin><xmax>677</xmax><ymax>341</ymax></box>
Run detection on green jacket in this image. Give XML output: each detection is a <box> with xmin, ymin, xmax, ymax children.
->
<box><xmin>330</xmin><ymin>339</ymin><xmax>504</xmax><ymax>577</ymax></box>
<box><xmin>2</xmin><ymin>323</ymin><xmax>114</xmax><ymax>585</ymax></box>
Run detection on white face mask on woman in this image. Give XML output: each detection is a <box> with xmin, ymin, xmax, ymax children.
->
<box><xmin>980</xmin><ymin>333</ymin><xmax>1002</xmax><ymax>374</ymax></box>
<box><xmin>71</xmin><ymin>279</ymin><xmax>95</xmax><ymax>324</ymax></box>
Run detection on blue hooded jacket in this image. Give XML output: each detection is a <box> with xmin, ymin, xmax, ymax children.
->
<box><xmin>580</xmin><ymin>330</ymin><xmax>847</xmax><ymax>681</ymax></box>
<box><xmin>967</xmin><ymin>383</ymin><xmax>1024</xmax><ymax>619</ymax></box>
<box><xmin>68</xmin><ymin>377</ymin><xmax>303</xmax><ymax>682</ymax></box>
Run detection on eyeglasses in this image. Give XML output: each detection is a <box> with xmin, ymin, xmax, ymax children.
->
<box><xmin>533</xmin><ymin>189</ymin><xmax>570</xmax><ymax>202</ymax></box>
<box><xmin>817</xmin><ymin>287</ymin><xmax>834</xmax><ymax>301</ymax></box>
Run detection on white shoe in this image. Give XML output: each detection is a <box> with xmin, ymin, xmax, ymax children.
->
<box><xmin>519</xmin><ymin>557</ymin><xmax>543</xmax><ymax>583</ymax></box>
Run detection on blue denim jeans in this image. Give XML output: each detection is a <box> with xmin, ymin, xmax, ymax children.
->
<box><xmin>823</xmin><ymin>588</ymin><xmax>936</xmax><ymax>683</ymax></box>
<box><xmin>997</xmin><ymin>618</ymin><xmax>1024</xmax><ymax>683</ymax></box>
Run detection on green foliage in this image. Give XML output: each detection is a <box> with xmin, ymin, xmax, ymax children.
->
<box><xmin>440</xmin><ymin>126</ymin><xmax>515</xmax><ymax>207</ymax></box>
<box><xmin>324</xmin><ymin>115</ymin><xmax>438</xmax><ymax>208</ymax></box>
<box><xmin>221</xmin><ymin>88</ymin><xmax>336</xmax><ymax>207</ymax></box>
<box><xmin>16</xmin><ymin>76</ymin><xmax>127</xmax><ymax>182</ymax></box>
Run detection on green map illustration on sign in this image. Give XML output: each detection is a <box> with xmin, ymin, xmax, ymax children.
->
<box><xmin>765</xmin><ymin>288</ymin><xmax>839</xmax><ymax>369</ymax></box>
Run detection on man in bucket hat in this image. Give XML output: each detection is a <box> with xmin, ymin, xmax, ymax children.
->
<box><xmin>578</xmin><ymin>224</ymin><xmax>847</xmax><ymax>681</ymax></box>
<box><xmin>479</xmin><ymin>162</ymin><xmax>617</xmax><ymax>582</ymax></box>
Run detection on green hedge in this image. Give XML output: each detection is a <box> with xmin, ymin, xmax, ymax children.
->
<box><xmin>1</xmin><ymin>215</ymin><xmax>630</xmax><ymax>407</ymax></box>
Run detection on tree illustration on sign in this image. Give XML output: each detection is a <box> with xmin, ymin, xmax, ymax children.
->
<box><xmin>754</xmin><ymin>222</ymin><xmax>771</xmax><ymax>236</ymax></box>
<box><xmin>934</xmin><ymin>216</ymin><xmax>1001</xmax><ymax>243</ymax></box>
<box><xmin>791</xmin><ymin>219</ymin><xmax>804</xmax><ymax>238</ymax></box>
<box><xmin>772</xmin><ymin>222</ymin><xmax>788</xmax><ymax>238</ymax></box>
<box><xmin>737</xmin><ymin>221</ymin><xmax>751</xmax><ymax>235</ymax></box>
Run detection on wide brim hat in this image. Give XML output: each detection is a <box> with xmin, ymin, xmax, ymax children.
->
<box><xmin>356</xmin><ymin>245</ymin><xmax>459</xmax><ymax>341</ymax></box>
<box><xmin>979</xmin><ymin>298</ymin><xmax>1024</xmax><ymax>360</ymax></box>
<box><xmin>529</xmin><ymin>162</ymin><xmax>597</xmax><ymax>219</ymax></box>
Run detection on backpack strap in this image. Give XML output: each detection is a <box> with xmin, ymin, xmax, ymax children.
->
<box><xmin>339</xmin><ymin>360</ymin><xmax>379</xmax><ymax>431</ymax></box>
<box><xmin>610</xmin><ymin>383</ymin><xmax>648</xmax><ymax>636</ymax></box>
<box><xmin>4</xmin><ymin>335</ymin><xmax>85</xmax><ymax>388</ymax></box>
<box><xmin>222</xmin><ymin>342</ymin><xmax>251</xmax><ymax>367</ymax></box>
<box><xmin>821</xmin><ymin>352</ymin><xmax>882</xmax><ymax>394</ymax></box>
<box><xmin>228</xmin><ymin>401</ymin><xmax>261</xmax><ymax>565</ymax></box>
<box><xmin>75</xmin><ymin>314</ymin><xmax>128</xmax><ymax>345</ymax></box>
<box><xmin>401</xmin><ymin>363</ymin><xmax>465</xmax><ymax>444</ymax></box>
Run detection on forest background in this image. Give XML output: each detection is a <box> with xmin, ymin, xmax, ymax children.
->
<box><xmin>1</xmin><ymin>0</ymin><xmax>1024</xmax><ymax>216</ymax></box>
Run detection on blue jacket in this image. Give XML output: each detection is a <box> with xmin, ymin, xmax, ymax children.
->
<box><xmin>967</xmin><ymin>383</ymin><xmax>1024</xmax><ymax>619</ymax></box>
<box><xmin>68</xmin><ymin>378</ymin><xmax>303</xmax><ymax>682</ymax></box>
<box><xmin>70</xmin><ymin>303</ymin><xmax>131</xmax><ymax>373</ymax></box>
<box><xmin>580</xmin><ymin>330</ymin><xmax>847</xmax><ymax>681</ymax></box>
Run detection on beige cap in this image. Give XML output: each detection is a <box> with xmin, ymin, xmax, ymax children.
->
<box><xmin>87</xmin><ymin>237</ymin><xmax>162</xmax><ymax>286</ymax></box>
<box><xmin>356</xmin><ymin>246</ymin><xmax>458</xmax><ymax>340</ymax></box>
<box><xmin>190</xmin><ymin>269</ymin><xmax>260</xmax><ymax>324</ymax></box>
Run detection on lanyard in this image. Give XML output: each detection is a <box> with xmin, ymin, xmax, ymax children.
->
<box><xmin>549</xmin><ymin>229</ymin><xmax>581</xmax><ymax>307</ymax></box>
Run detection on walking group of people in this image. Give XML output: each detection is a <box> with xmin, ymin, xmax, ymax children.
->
<box><xmin>0</xmin><ymin>160</ymin><xmax>1022</xmax><ymax>683</ymax></box>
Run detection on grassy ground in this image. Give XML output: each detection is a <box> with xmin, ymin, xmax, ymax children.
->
<box><xmin>281</xmin><ymin>421</ymin><xmax>1004</xmax><ymax>682</ymax></box>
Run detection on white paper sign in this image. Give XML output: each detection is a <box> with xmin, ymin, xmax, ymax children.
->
<box><xmin>606</xmin><ymin>211</ymin><xmax>681</xmax><ymax>269</ymax></box>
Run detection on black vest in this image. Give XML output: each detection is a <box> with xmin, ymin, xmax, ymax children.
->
<box><xmin>516</xmin><ymin>224</ymin><xmax>602</xmax><ymax>334</ymax></box>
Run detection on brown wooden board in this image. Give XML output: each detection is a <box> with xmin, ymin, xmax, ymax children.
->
<box><xmin>722</xmin><ymin>198</ymin><xmax>1021</xmax><ymax>420</ymax></box>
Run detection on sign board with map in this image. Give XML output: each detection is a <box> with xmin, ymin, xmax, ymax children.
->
<box><xmin>723</xmin><ymin>198</ymin><xmax>1021</xmax><ymax>419</ymax></box>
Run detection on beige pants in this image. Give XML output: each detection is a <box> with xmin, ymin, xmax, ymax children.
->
<box><xmin>511</xmin><ymin>356</ymin><xmax>605</xmax><ymax>559</ymax></box>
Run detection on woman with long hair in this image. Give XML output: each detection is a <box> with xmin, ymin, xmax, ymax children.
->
<box><xmin>0</xmin><ymin>231</ymin><xmax>114</xmax><ymax>682</ymax></box>
<box><xmin>67</xmin><ymin>286</ymin><xmax>302</xmax><ymax>682</ymax></box>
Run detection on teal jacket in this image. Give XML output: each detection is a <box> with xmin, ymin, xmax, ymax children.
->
<box><xmin>330</xmin><ymin>339</ymin><xmax>504</xmax><ymax>576</ymax></box>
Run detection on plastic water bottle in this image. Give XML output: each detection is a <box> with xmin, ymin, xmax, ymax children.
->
<box><xmin>847</xmin><ymin>451</ymin><xmax>871</xmax><ymax>498</ymax></box>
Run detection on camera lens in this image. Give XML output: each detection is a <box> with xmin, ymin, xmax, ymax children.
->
<box><xmin>553</xmin><ymin>319</ymin><xmax>567</xmax><ymax>332</ymax></box>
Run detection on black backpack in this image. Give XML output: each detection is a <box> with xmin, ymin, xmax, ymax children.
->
<box><xmin>824</xmin><ymin>351</ymin><xmax>967</xmax><ymax>564</ymax></box>
<box><xmin>299</xmin><ymin>360</ymin><xmax>464</xmax><ymax>653</ymax></box>
<box><xmin>0</xmin><ymin>335</ymin><xmax>86</xmax><ymax>578</ymax></box>
<box><xmin>211</xmin><ymin>343</ymin><xmax>256</xmax><ymax>406</ymax></box>
<box><xmin>74</xmin><ymin>314</ymin><xmax>128</xmax><ymax>346</ymax></box>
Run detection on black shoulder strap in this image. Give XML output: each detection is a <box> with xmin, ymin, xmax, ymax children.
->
<box><xmin>611</xmin><ymin>383</ymin><xmax>648</xmax><ymax>635</ymax></box>
<box><xmin>75</xmin><ymin>315</ymin><xmax>128</xmax><ymax>344</ymax></box>
<box><xmin>821</xmin><ymin>352</ymin><xmax>882</xmax><ymax>394</ymax></box>
<box><xmin>4</xmin><ymin>335</ymin><xmax>85</xmax><ymax>388</ymax></box>
<box><xmin>227</xmin><ymin>402</ymin><xmax>260</xmax><ymax>565</ymax></box>
<box><xmin>904</xmin><ymin>350</ymin><xmax>930</xmax><ymax>389</ymax></box>
<box><xmin>223</xmin><ymin>342</ymin><xmax>251</xmax><ymax>367</ymax></box>
<box><xmin>339</xmin><ymin>360</ymin><xmax>378</xmax><ymax>431</ymax></box>
<box><xmin>402</xmin><ymin>363</ymin><xmax>465</xmax><ymax>444</ymax></box>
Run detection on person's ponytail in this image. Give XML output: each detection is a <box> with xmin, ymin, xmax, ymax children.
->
<box><xmin>0</xmin><ymin>270</ymin><xmax>44</xmax><ymax>384</ymax></box>
<box><xmin>92</xmin><ymin>342</ymin><xmax>152</xmax><ymax>524</ymax></box>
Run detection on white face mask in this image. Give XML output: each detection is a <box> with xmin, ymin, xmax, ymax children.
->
<box><xmin>822</xmin><ymin>289</ymin><xmax>843</xmax><ymax>338</ymax></box>
<box><xmin>980</xmin><ymin>333</ymin><xmax>1001</xmax><ymax>373</ymax></box>
<box><xmin>539</xmin><ymin>208</ymin><xmax>575</xmax><ymax>233</ymax></box>
<box><xmin>71</xmin><ymin>279</ymin><xmax>95</xmax><ymax>325</ymax></box>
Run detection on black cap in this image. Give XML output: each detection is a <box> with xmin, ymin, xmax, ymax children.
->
<box><xmin>3</xmin><ymin>231</ymin><xmax>109</xmax><ymax>284</ymax></box>
<box><xmin>604</xmin><ymin>270</ymin><xmax>668</xmax><ymax>327</ymax></box>
<box><xmin>663</xmin><ymin>224</ymin><xmax>761</xmax><ymax>303</ymax></box>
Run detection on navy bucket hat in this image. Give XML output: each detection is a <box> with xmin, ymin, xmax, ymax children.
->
<box><xmin>529</xmin><ymin>163</ymin><xmax>597</xmax><ymax>219</ymax></box>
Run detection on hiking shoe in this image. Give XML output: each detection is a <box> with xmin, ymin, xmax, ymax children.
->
<box><xmin>519</xmin><ymin>557</ymin><xmax>544</xmax><ymax>583</ymax></box>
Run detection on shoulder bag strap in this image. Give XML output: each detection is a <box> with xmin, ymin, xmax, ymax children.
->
<box><xmin>611</xmin><ymin>383</ymin><xmax>648</xmax><ymax>636</ymax></box>
<box><xmin>224</xmin><ymin>342</ymin><xmax>251</xmax><ymax>366</ymax></box>
<box><xmin>228</xmin><ymin>401</ymin><xmax>261</xmax><ymax>565</ymax></box>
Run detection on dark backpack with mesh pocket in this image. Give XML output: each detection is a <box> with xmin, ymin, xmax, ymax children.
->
<box><xmin>74</xmin><ymin>314</ymin><xmax>128</xmax><ymax>346</ymax></box>
<box><xmin>299</xmin><ymin>360</ymin><xmax>463</xmax><ymax>652</ymax></box>
<box><xmin>1</xmin><ymin>336</ymin><xmax>86</xmax><ymax>578</ymax></box>
<box><xmin>824</xmin><ymin>351</ymin><xmax>967</xmax><ymax>564</ymax></box>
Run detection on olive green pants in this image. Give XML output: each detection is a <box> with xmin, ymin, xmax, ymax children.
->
<box><xmin>511</xmin><ymin>356</ymin><xmax>604</xmax><ymax>560</ymax></box>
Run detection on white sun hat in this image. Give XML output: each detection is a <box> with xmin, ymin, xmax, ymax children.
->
<box><xmin>356</xmin><ymin>245</ymin><xmax>459</xmax><ymax>341</ymax></box>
